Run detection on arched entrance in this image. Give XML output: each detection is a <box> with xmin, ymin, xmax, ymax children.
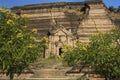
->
<box><xmin>59</xmin><ymin>47</ymin><xmax>63</xmax><ymax>55</ymax></box>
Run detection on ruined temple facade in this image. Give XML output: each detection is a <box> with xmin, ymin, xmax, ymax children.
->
<box><xmin>46</xmin><ymin>25</ymin><xmax>76</xmax><ymax>57</ymax></box>
<box><xmin>12</xmin><ymin>0</ymin><xmax>115</xmax><ymax>58</ymax></box>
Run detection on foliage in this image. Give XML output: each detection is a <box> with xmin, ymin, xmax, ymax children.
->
<box><xmin>63</xmin><ymin>40</ymin><xmax>89</xmax><ymax>66</ymax></box>
<box><xmin>88</xmin><ymin>28</ymin><xmax>120</xmax><ymax>80</ymax></box>
<box><xmin>63</xmin><ymin>27</ymin><xmax>120</xmax><ymax>80</ymax></box>
<box><xmin>0</xmin><ymin>8</ymin><xmax>40</xmax><ymax>80</ymax></box>
<box><xmin>108</xmin><ymin>6</ymin><xmax>117</xmax><ymax>13</ymax></box>
<box><xmin>117</xmin><ymin>6</ymin><xmax>120</xmax><ymax>13</ymax></box>
<box><xmin>39</xmin><ymin>36</ymin><xmax>49</xmax><ymax>58</ymax></box>
<box><xmin>108</xmin><ymin>6</ymin><xmax>120</xmax><ymax>13</ymax></box>
<box><xmin>40</xmin><ymin>37</ymin><xmax>49</xmax><ymax>47</ymax></box>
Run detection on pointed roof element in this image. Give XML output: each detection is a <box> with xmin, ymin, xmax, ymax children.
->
<box><xmin>50</xmin><ymin>25</ymin><xmax>72</xmax><ymax>36</ymax></box>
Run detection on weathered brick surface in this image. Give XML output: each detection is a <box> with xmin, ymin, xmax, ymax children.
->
<box><xmin>8</xmin><ymin>1</ymin><xmax>116</xmax><ymax>79</ymax></box>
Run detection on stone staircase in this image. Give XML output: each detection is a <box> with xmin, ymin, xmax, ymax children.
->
<box><xmin>0</xmin><ymin>58</ymin><xmax>78</xmax><ymax>80</ymax></box>
<box><xmin>78</xmin><ymin>4</ymin><xmax>114</xmax><ymax>43</ymax></box>
<box><xmin>29</xmin><ymin>65</ymin><xmax>104</xmax><ymax>80</ymax></box>
<box><xmin>27</xmin><ymin>59</ymin><xmax>82</xmax><ymax>80</ymax></box>
<box><xmin>0</xmin><ymin>58</ymin><xmax>105</xmax><ymax>80</ymax></box>
<box><xmin>26</xmin><ymin>60</ymin><xmax>104</xmax><ymax>80</ymax></box>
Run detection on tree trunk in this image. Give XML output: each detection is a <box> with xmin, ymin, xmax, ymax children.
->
<box><xmin>43</xmin><ymin>47</ymin><xmax>46</xmax><ymax>58</ymax></box>
<box><xmin>9</xmin><ymin>73</ymin><xmax>14</xmax><ymax>80</ymax></box>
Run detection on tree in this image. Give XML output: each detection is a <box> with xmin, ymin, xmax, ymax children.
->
<box><xmin>0</xmin><ymin>8</ymin><xmax>40</xmax><ymax>80</ymax></box>
<box><xmin>117</xmin><ymin>6</ymin><xmax>120</xmax><ymax>13</ymax></box>
<box><xmin>108</xmin><ymin>6</ymin><xmax>116</xmax><ymax>13</ymax></box>
<box><xmin>39</xmin><ymin>37</ymin><xmax>49</xmax><ymax>58</ymax></box>
<box><xmin>88</xmin><ymin>28</ymin><xmax>120</xmax><ymax>80</ymax></box>
<box><xmin>63</xmin><ymin>28</ymin><xmax>120</xmax><ymax>80</ymax></box>
<box><xmin>63</xmin><ymin>40</ymin><xmax>88</xmax><ymax>66</ymax></box>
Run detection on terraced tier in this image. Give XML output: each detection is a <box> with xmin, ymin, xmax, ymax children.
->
<box><xmin>12</xmin><ymin>1</ymin><xmax>115</xmax><ymax>43</ymax></box>
<box><xmin>77</xmin><ymin>4</ymin><xmax>114</xmax><ymax>43</ymax></box>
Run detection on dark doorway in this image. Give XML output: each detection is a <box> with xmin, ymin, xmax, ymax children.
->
<box><xmin>59</xmin><ymin>47</ymin><xmax>63</xmax><ymax>55</ymax></box>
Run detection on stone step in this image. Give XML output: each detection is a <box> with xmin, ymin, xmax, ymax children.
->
<box><xmin>23</xmin><ymin>9</ymin><xmax>63</xmax><ymax>14</ymax></box>
<box><xmin>90</xmin><ymin>7</ymin><xmax>104</xmax><ymax>9</ymax></box>
<box><xmin>88</xmin><ymin>15</ymin><xmax>108</xmax><ymax>19</ymax></box>
<box><xmin>79</xmin><ymin>38</ymin><xmax>90</xmax><ymax>41</ymax></box>
<box><xmin>82</xmin><ymin>19</ymin><xmax>112</xmax><ymax>25</ymax></box>
<box><xmin>28</xmin><ymin>18</ymin><xmax>80</xmax><ymax>24</ymax></box>
<box><xmin>26</xmin><ymin>9</ymin><xmax>107</xmax><ymax>19</ymax></box>
<box><xmin>80</xmin><ymin>25</ymin><xmax>113</xmax><ymax>28</ymax></box>
<box><xmin>0</xmin><ymin>76</ymin><xmax>104</xmax><ymax>80</ymax></box>
<box><xmin>28</xmin><ymin>15</ymin><xmax>67</xmax><ymax>19</ymax></box>
<box><xmin>0</xmin><ymin>77</ymin><xmax>79</xmax><ymax>80</ymax></box>
<box><xmin>31</xmin><ymin>68</ymin><xmax>91</xmax><ymax>79</ymax></box>
<box><xmin>27</xmin><ymin>20</ymin><xmax>80</xmax><ymax>27</ymax></box>
<box><xmin>85</xmin><ymin>16</ymin><xmax>111</xmax><ymax>22</ymax></box>
<box><xmin>28</xmin><ymin>14</ymin><xmax>110</xmax><ymax>22</ymax></box>
<box><xmin>28</xmin><ymin>12</ymin><xmax>64</xmax><ymax>16</ymax></box>
<box><xmin>89</xmin><ymin>13</ymin><xmax>106</xmax><ymax>16</ymax></box>
<box><xmin>0</xmin><ymin>63</ymin><xmax>106</xmax><ymax>80</ymax></box>
<box><xmin>79</xmin><ymin>25</ymin><xmax>113</xmax><ymax>28</ymax></box>
<box><xmin>79</xmin><ymin>39</ymin><xmax>90</xmax><ymax>43</ymax></box>
<box><xmin>59</xmin><ymin>21</ymin><xmax>80</xmax><ymax>24</ymax></box>
<box><xmin>78</xmin><ymin>33</ymin><xmax>99</xmax><ymax>37</ymax></box>
<box><xmin>78</xmin><ymin>36</ymin><xmax>90</xmax><ymax>41</ymax></box>
<box><xmin>29</xmin><ymin>15</ymin><xmax>80</xmax><ymax>20</ymax></box>
<box><xmin>78</xmin><ymin>30</ymin><xmax>109</xmax><ymax>37</ymax></box>
<box><xmin>89</xmin><ymin>9</ymin><xmax>106</xmax><ymax>14</ymax></box>
<box><xmin>78</xmin><ymin>29</ymin><xmax>111</xmax><ymax>35</ymax></box>
<box><xmin>32</xmin><ymin>69</ymin><xmax>67</xmax><ymax>78</ymax></box>
<box><xmin>90</xmin><ymin>4</ymin><xmax>104</xmax><ymax>8</ymax></box>
<box><xmin>78</xmin><ymin>28</ymin><xmax>111</xmax><ymax>33</ymax></box>
<box><xmin>27</xmin><ymin>24</ymin><xmax>51</xmax><ymax>29</ymax></box>
<box><xmin>78</xmin><ymin>29</ymin><xmax>111</xmax><ymax>33</ymax></box>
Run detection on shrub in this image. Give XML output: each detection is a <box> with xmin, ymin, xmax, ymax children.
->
<box><xmin>88</xmin><ymin>28</ymin><xmax>120</xmax><ymax>80</ymax></box>
<box><xmin>63</xmin><ymin>40</ymin><xmax>89</xmax><ymax>66</ymax></box>
<box><xmin>63</xmin><ymin>27</ymin><xmax>120</xmax><ymax>80</ymax></box>
<box><xmin>0</xmin><ymin>8</ymin><xmax>40</xmax><ymax>80</ymax></box>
